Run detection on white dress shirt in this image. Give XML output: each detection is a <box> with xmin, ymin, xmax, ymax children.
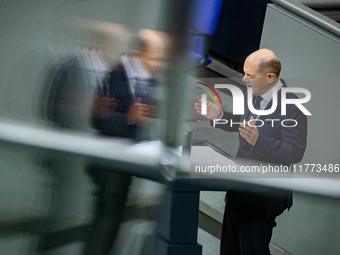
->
<box><xmin>121</xmin><ymin>54</ymin><xmax>151</xmax><ymax>99</ymax></box>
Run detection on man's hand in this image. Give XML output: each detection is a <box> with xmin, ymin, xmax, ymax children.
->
<box><xmin>127</xmin><ymin>98</ymin><xmax>149</xmax><ymax>124</ymax></box>
<box><xmin>194</xmin><ymin>96</ymin><xmax>222</xmax><ymax>120</ymax></box>
<box><xmin>239</xmin><ymin>116</ymin><xmax>259</xmax><ymax>145</ymax></box>
<box><xmin>145</xmin><ymin>105</ymin><xmax>156</xmax><ymax>119</ymax></box>
<box><xmin>92</xmin><ymin>92</ymin><xmax>116</xmax><ymax>118</ymax></box>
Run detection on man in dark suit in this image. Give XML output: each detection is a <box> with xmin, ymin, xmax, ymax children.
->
<box><xmin>43</xmin><ymin>22</ymin><xmax>130</xmax><ymax>131</ymax></box>
<box><xmin>195</xmin><ymin>49</ymin><xmax>307</xmax><ymax>255</ymax></box>
<box><xmin>91</xmin><ymin>29</ymin><xmax>166</xmax><ymax>139</ymax></box>
<box><xmin>39</xmin><ymin>22</ymin><xmax>132</xmax><ymax>255</ymax></box>
<box><xmin>84</xmin><ymin>29</ymin><xmax>167</xmax><ymax>255</ymax></box>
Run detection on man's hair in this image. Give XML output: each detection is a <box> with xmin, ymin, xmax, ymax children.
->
<box><xmin>128</xmin><ymin>34</ymin><xmax>149</xmax><ymax>55</ymax></box>
<box><xmin>258</xmin><ymin>58</ymin><xmax>281</xmax><ymax>77</ymax></box>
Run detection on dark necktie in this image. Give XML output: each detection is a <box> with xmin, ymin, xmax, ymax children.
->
<box><xmin>134</xmin><ymin>78</ymin><xmax>157</xmax><ymax>105</ymax></box>
<box><xmin>134</xmin><ymin>78</ymin><xmax>149</xmax><ymax>100</ymax></box>
<box><xmin>246</xmin><ymin>96</ymin><xmax>262</xmax><ymax>120</ymax></box>
<box><xmin>101</xmin><ymin>73</ymin><xmax>110</xmax><ymax>95</ymax></box>
<box><xmin>253</xmin><ymin>96</ymin><xmax>263</xmax><ymax>110</ymax></box>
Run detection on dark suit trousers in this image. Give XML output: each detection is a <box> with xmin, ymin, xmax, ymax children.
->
<box><xmin>83</xmin><ymin>166</ymin><xmax>131</xmax><ymax>255</ymax></box>
<box><xmin>220</xmin><ymin>190</ymin><xmax>287</xmax><ymax>255</ymax></box>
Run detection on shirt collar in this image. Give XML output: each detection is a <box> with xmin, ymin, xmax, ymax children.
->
<box><xmin>75</xmin><ymin>48</ymin><xmax>108</xmax><ymax>73</ymax></box>
<box><xmin>261</xmin><ymin>79</ymin><xmax>283</xmax><ymax>102</ymax></box>
<box><xmin>121</xmin><ymin>54</ymin><xmax>152</xmax><ymax>80</ymax></box>
<box><xmin>121</xmin><ymin>54</ymin><xmax>138</xmax><ymax>79</ymax></box>
<box><xmin>89</xmin><ymin>49</ymin><xmax>109</xmax><ymax>72</ymax></box>
<box><xmin>130</xmin><ymin>57</ymin><xmax>151</xmax><ymax>79</ymax></box>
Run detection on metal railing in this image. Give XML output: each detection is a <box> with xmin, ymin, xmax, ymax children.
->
<box><xmin>0</xmin><ymin>119</ymin><xmax>165</xmax><ymax>182</ymax></box>
<box><xmin>271</xmin><ymin>0</ymin><xmax>340</xmax><ymax>38</ymax></box>
<box><xmin>1</xmin><ymin>118</ymin><xmax>340</xmax><ymax>199</ymax></box>
<box><xmin>298</xmin><ymin>1</ymin><xmax>340</xmax><ymax>9</ymax></box>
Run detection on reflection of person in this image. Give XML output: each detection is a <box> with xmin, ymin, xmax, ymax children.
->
<box><xmin>43</xmin><ymin>22</ymin><xmax>130</xmax><ymax>131</ymax></box>
<box><xmin>195</xmin><ymin>49</ymin><xmax>307</xmax><ymax>255</ymax></box>
<box><xmin>39</xmin><ymin>21</ymin><xmax>132</xmax><ymax>255</ymax></box>
<box><xmin>85</xmin><ymin>29</ymin><xmax>167</xmax><ymax>255</ymax></box>
<box><xmin>91</xmin><ymin>29</ymin><xmax>166</xmax><ymax>139</ymax></box>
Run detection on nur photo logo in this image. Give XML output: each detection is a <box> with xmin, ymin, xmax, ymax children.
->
<box><xmin>196</xmin><ymin>82</ymin><xmax>311</xmax><ymax>128</ymax></box>
<box><xmin>196</xmin><ymin>82</ymin><xmax>223</xmax><ymax>115</ymax></box>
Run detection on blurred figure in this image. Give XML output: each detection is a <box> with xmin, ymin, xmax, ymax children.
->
<box><xmin>39</xmin><ymin>21</ymin><xmax>131</xmax><ymax>254</ymax></box>
<box><xmin>91</xmin><ymin>29</ymin><xmax>167</xmax><ymax>139</ymax></box>
<box><xmin>84</xmin><ymin>29</ymin><xmax>168</xmax><ymax>255</ymax></box>
<box><xmin>43</xmin><ymin>21</ymin><xmax>130</xmax><ymax>131</ymax></box>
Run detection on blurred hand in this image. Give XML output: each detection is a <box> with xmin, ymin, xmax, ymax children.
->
<box><xmin>194</xmin><ymin>96</ymin><xmax>222</xmax><ymax>120</ymax></box>
<box><xmin>127</xmin><ymin>98</ymin><xmax>149</xmax><ymax>124</ymax></box>
<box><xmin>145</xmin><ymin>105</ymin><xmax>156</xmax><ymax>119</ymax></box>
<box><xmin>92</xmin><ymin>92</ymin><xmax>116</xmax><ymax>117</ymax></box>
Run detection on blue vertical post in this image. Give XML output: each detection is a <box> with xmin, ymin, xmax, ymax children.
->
<box><xmin>156</xmin><ymin>180</ymin><xmax>202</xmax><ymax>255</ymax></box>
<box><xmin>160</xmin><ymin>0</ymin><xmax>193</xmax><ymax>147</ymax></box>
<box><xmin>156</xmin><ymin>0</ymin><xmax>201</xmax><ymax>254</ymax></box>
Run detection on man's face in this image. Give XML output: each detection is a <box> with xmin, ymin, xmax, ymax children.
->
<box><xmin>139</xmin><ymin>44</ymin><xmax>165</xmax><ymax>77</ymax></box>
<box><xmin>242</xmin><ymin>59</ymin><xmax>270</xmax><ymax>96</ymax></box>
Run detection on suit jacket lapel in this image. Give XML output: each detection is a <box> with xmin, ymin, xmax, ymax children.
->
<box><xmin>238</xmin><ymin>81</ymin><xmax>286</xmax><ymax>150</ymax></box>
<box><xmin>239</xmin><ymin>95</ymin><xmax>251</xmax><ymax>149</ymax></box>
